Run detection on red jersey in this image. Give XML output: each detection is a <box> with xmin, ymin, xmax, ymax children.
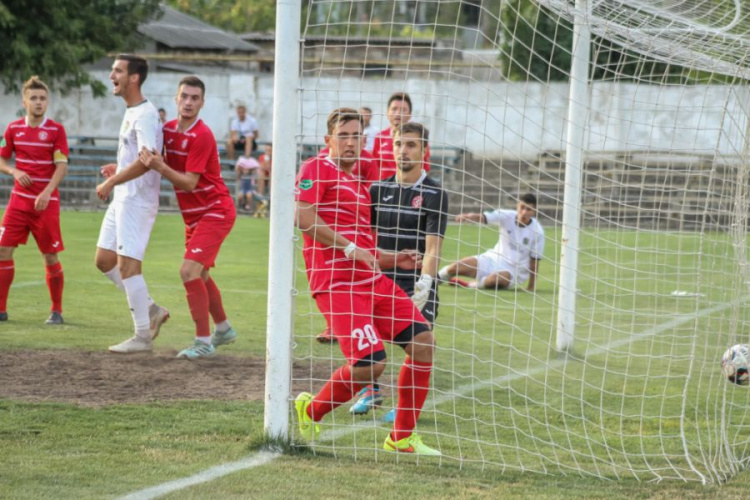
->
<box><xmin>372</xmin><ymin>127</ymin><xmax>430</xmax><ymax>180</ymax></box>
<box><xmin>0</xmin><ymin>117</ymin><xmax>68</xmax><ymax>207</ymax></box>
<box><xmin>296</xmin><ymin>155</ymin><xmax>380</xmax><ymax>295</ymax></box>
<box><xmin>317</xmin><ymin>147</ymin><xmax>378</xmax><ymax>188</ymax></box>
<box><xmin>163</xmin><ymin>119</ymin><xmax>234</xmax><ymax>227</ymax></box>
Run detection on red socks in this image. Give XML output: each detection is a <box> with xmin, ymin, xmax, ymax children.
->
<box><xmin>308</xmin><ymin>364</ymin><xmax>364</xmax><ymax>422</ymax></box>
<box><xmin>204</xmin><ymin>276</ymin><xmax>227</xmax><ymax>325</ymax></box>
<box><xmin>0</xmin><ymin>260</ymin><xmax>14</xmax><ymax>313</ymax></box>
<box><xmin>183</xmin><ymin>278</ymin><xmax>211</xmax><ymax>338</ymax></box>
<box><xmin>45</xmin><ymin>262</ymin><xmax>64</xmax><ymax>313</ymax></box>
<box><xmin>393</xmin><ymin>357</ymin><xmax>433</xmax><ymax>441</ymax></box>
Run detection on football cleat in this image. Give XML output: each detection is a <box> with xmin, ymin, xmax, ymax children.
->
<box><xmin>382</xmin><ymin>408</ymin><xmax>396</xmax><ymax>423</ymax></box>
<box><xmin>0</xmin><ymin>312</ymin><xmax>8</xmax><ymax>321</ymax></box>
<box><xmin>350</xmin><ymin>386</ymin><xmax>384</xmax><ymax>415</ymax></box>
<box><xmin>149</xmin><ymin>305</ymin><xmax>170</xmax><ymax>340</ymax></box>
<box><xmin>211</xmin><ymin>326</ymin><xmax>237</xmax><ymax>347</ymax></box>
<box><xmin>45</xmin><ymin>311</ymin><xmax>64</xmax><ymax>325</ymax></box>
<box><xmin>109</xmin><ymin>336</ymin><xmax>152</xmax><ymax>354</ymax></box>
<box><xmin>295</xmin><ymin>392</ymin><xmax>320</xmax><ymax>441</ymax></box>
<box><xmin>176</xmin><ymin>340</ymin><xmax>215</xmax><ymax>360</ymax></box>
<box><xmin>316</xmin><ymin>326</ymin><xmax>337</xmax><ymax>344</ymax></box>
<box><xmin>384</xmin><ymin>433</ymin><xmax>441</xmax><ymax>456</ymax></box>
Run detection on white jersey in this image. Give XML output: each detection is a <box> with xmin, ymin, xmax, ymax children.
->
<box><xmin>113</xmin><ymin>100</ymin><xmax>163</xmax><ymax>208</ymax></box>
<box><xmin>483</xmin><ymin>209</ymin><xmax>545</xmax><ymax>269</ymax></box>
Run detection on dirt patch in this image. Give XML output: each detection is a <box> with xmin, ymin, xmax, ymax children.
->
<box><xmin>0</xmin><ymin>349</ymin><xmax>331</xmax><ymax>406</ymax></box>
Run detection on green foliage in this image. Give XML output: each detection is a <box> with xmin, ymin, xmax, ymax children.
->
<box><xmin>0</xmin><ymin>0</ymin><xmax>162</xmax><ymax>96</ymax></box>
<box><xmin>167</xmin><ymin>0</ymin><xmax>275</xmax><ymax>34</ymax></box>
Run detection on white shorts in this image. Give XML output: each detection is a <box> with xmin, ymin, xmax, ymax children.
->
<box><xmin>475</xmin><ymin>252</ymin><xmax>525</xmax><ymax>288</ymax></box>
<box><xmin>97</xmin><ymin>201</ymin><xmax>158</xmax><ymax>261</ymax></box>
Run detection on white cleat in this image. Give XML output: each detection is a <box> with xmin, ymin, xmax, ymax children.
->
<box><xmin>109</xmin><ymin>336</ymin><xmax>153</xmax><ymax>354</ymax></box>
<box><xmin>149</xmin><ymin>305</ymin><xmax>170</xmax><ymax>340</ymax></box>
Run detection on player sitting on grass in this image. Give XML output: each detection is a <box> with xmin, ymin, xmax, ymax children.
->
<box><xmin>439</xmin><ymin>194</ymin><xmax>544</xmax><ymax>292</ymax></box>
<box><xmin>138</xmin><ymin>76</ymin><xmax>237</xmax><ymax>360</ymax></box>
<box><xmin>294</xmin><ymin>108</ymin><xmax>440</xmax><ymax>455</ymax></box>
<box><xmin>350</xmin><ymin>122</ymin><xmax>449</xmax><ymax>421</ymax></box>
<box><xmin>0</xmin><ymin>76</ymin><xmax>68</xmax><ymax>324</ymax></box>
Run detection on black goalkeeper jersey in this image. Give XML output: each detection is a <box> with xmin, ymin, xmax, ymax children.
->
<box><xmin>370</xmin><ymin>172</ymin><xmax>449</xmax><ymax>282</ymax></box>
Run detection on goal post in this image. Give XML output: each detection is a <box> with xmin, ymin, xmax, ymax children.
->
<box><xmin>266</xmin><ymin>0</ymin><xmax>750</xmax><ymax>483</ymax></box>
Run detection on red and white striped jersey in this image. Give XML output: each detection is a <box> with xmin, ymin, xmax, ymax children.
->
<box><xmin>162</xmin><ymin>119</ymin><xmax>233</xmax><ymax>227</ymax></box>
<box><xmin>0</xmin><ymin>117</ymin><xmax>68</xmax><ymax>203</ymax></box>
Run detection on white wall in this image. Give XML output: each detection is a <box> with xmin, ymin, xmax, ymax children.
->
<box><xmin>1</xmin><ymin>72</ymin><xmax>746</xmax><ymax>159</ymax></box>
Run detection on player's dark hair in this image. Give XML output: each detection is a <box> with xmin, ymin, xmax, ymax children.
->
<box><xmin>326</xmin><ymin>107</ymin><xmax>362</xmax><ymax>135</ymax></box>
<box><xmin>158</xmin><ymin>108</ymin><xmax>165</xmax><ymax>113</ymax></box>
<box><xmin>396</xmin><ymin>122</ymin><xmax>429</xmax><ymax>145</ymax></box>
<box><xmin>520</xmin><ymin>193</ymin><xmax>537</xmax><ymax>207</ymax></box>
<box><xmin>116</xmin><ymin>54</ymin><xmax>149</xmax><ymax>87</ymax></box>
<box><xmin>360</xmin><ymin>106</ymin><xmax>372</xmax><ymax>113</ymax></box>
<box><xmin>387</xmin><ymin>92</ymin><xmax>412</xmax><ymax>112</ymax></box>
<box><xmin>22</xmin><ymin>76</ymin><xmax>49</xmax><ymax>94</ymax></box>
<box><xmin>178</xmin><ymin>76</ymin><xmax>206</xmax><ymax>97</ymax></box>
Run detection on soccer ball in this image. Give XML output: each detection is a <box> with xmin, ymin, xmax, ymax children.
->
<box><xmin>721</xmin><ymin>344</ymin><xmax>750</xmax><ymax>386</ymax></box>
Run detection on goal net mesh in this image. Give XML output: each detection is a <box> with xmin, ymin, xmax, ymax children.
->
<box><xmin>288</xmin><ymin>0</ymin><xmax>750</xmax><ymax>482</ymax></box>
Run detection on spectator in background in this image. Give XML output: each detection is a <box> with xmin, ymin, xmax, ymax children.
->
<box><xmin>360</xmin><ymin>106</ymin><xmax>377</xmax><ymax>151</ymax></box>
<box><xmin>226</xmin><ymin>105</ymin><xmax>259</xmax><ymax>160</ymax></box>
<box><xmin>257</xmin><ymin>142</ymin><xmax>272</xmax><ymax>197</ymax></box>
<box><xmin>158</xmin><ymin>108</ymin><xmax>167</xmax><ymax>124</ymax></box>
<box><xmin>235</xmin><ymin>155</ymin><xmax>268</xmax><ymax>216</ymax></box>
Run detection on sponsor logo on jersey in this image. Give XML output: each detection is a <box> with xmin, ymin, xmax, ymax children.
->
<box><xmin>38</xmin><ymin>131</ymin><xmax>48</xmax><ymax>141</ymax></box>
<box><xmin>411</xmin><ymin>195</ymin><xmax>423</xmax><ymax>208</ymax></box>
<box><xmin>191</xmin><ymin>248</ymin><xmax>203</xmax><ymax>253</ymax></box>
<box><xmin>523</xmin><ymin>237</ymin><xmax>529</xmax><ymax>245</ymax></box>
<box><xmin>383</xmin><ymin>195</ymin><xmax>394</xmax><ymax>201</ymax></box>
<box><xmin>299</xmin><ymin>179</ymin><xmax>313</xmax><ymax>190</ymax></box>
<box><xmin>16</xmin><ymin>132</ymin><xmax>25</xmax><ymax>138</ymax></box>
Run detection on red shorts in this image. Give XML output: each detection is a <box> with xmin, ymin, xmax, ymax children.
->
<box><xmin>0</xmin><ymin>197</ymin><xmax>63</xmax><ymax>254</ymax></box>
<box><xmin>184</xmin><ymin>210</ymin><xmax>236</xmax><ymax>268</ymax></box>
<box><xmin>314</xmin><ymin>276</ymin><xmax>427</xmax><ymax>365</ymax></box>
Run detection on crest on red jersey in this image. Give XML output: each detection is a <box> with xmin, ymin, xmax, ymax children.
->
<box><xmin>412</xmin><ymin>195</ymin><xmax>423</xmax><ymax>208</ymax></box>
<box><xmin>181</xmin><ymin>139</ymin><xmax>188</xmax><ymax>149</ymax></box>
<box><xmin>38</xmin><ymin>131</ymin><xmax>48</xmax><ymax>141</ymax></box>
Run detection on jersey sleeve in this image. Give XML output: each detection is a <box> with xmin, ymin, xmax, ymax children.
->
<box><xmin>230</xmin><ymin>118</ymin><xmax>239</xmax><ymax>132</ymax></box>
<box><xmin>369</xmin><ymin>183</ymin><xmax>380</xmax><ymax>229</ymax></box>
<box><xmin>295</xmin><ymin>159</ymin><xmax>327</xmax><ymax>206</ymax></box>
<box><xmin>185</xmin><ymin>131</ymin><xmax>215</xmax><ymax>175</ymax></box>
<box><xmin>530</xmin><ymin>224</ymin><xmax>545</xmax><ymax>260</ymax></box>
<box><xmin>53</xmin><ymin>125</ymin><xmax>69</xmax><ymax>163</ymax></box>
<box><xmin>425</xmin><ymin>188</ymin><xmax>449</xmax><ymax>237</ymax></box>
<box><xmin>134</xmin><ymin>111</ymin><xmax>161</xmax><ymax>152</ymax></box>
<box><xmin>0</xmin><ymin>126</ymin><xmax>14</xmax><ymax>159</ymax></box>
<box><xmin>485</xmin><ymin>209</ymin><xmax>513</xmax><ymax>226</ymax></box>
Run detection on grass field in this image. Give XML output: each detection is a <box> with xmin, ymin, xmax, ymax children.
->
<box><xmin>1</xmin><ymin>210</ymin><xmax>749</xmax><ymax>499</ymax></box>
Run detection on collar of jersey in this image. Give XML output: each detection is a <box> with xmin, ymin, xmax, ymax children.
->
<box><xmin>24</xmin><ymin>116</ymin><xmax>47</xmax><ymax>129</ymax></box>
<box><xmin>396</xmin><ymin>170</ymin><xmax>427</xmax><ymax>189</ymax></box>
<box><xmin>127</xmin><ymin>99</ymin><xmax>149</xmax><ymax>109</ymax></box>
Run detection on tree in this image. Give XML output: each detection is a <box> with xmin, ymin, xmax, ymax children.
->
<box><xmin>0</xmin><ymin>0</ymin><xmax>162</xmax><ymax>96</ymax></box>
<box><xmin>167</xmin><ymin>0</ymin><xmax>275</xmax><ymax>34</ymax></box>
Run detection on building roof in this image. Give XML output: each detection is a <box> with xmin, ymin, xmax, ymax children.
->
<box><xmin>140</xmin><ymin>5</ymin><xmax>259</xmax><ymax>53</ymax></box>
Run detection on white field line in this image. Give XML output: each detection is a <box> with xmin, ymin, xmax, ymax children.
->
<box><xmin>118</xmin><ymin>297</ymin><xmax>743</xmax><ymax>498</ymax></box>
<box><xmin>116</xmin><ymin>451</ymin><xmax>279</xmax><ymax>500</ymax></box>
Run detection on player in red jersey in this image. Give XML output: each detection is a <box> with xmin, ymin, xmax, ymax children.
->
<box><xmin>294</xmin><ymin>108</ymin><xmax>440</xmax><ymax>455</ymax></box>
<box><xmin>138</xmin><ymin>76</ymin><xmax>237</xmax><ymax>360</ymax></box>
<box><xmin>371</xmin><ymin>92</ymin><xmax>430</xmax><ymax>179</ymax></box>
<box><xmin>0</xmin><ymin>76</ymin><xmax>68</xmax><ymax>324</ymax></box>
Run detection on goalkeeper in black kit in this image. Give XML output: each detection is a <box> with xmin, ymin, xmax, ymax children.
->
<box><xmin>350</xmin><ymin>121</ymin><xmax>449</xmax><ymax>421</ymax></box>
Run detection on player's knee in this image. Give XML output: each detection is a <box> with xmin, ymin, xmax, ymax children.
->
<box><xmin>180</xmin><ymin>263</ymin><xmax>202</xmax><ymax>282</ymax></box>
<box><xmin>351</xmin><ymin>359</ymin><xmax>386</xmax><ymax>382</ymax></box>
<box><xmin>409</xmin><ymin>331</ymin><xmax>436</xmax><ymax>362</ymax></box>
<box><xmin>94</xmin><ymin>252</ymin><xmax>115</xmax><ymax>273</ymax></box>
<box><xmin>43</xmin><ymin>253</ymin><xmax>59</xmax><ymax>266</ymax></box>
<box><xmin>0</xmin><ymin>247</ymin><xmax>14</xmax><ymax>260</ymax></box>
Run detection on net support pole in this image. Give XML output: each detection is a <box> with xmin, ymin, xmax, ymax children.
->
<box><xmin>263</xmin><ymin>0</ymin><xmax>301</xmax><ymax>440</ymax></box>
<box><xmin>555</xmin><ymin>0</ymin><xmax>591</xmax><ymax>352</ymax></box>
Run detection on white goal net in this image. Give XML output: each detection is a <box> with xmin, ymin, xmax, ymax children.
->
<box><xmin>281</xmin><ymin>0</ymin><xmax>750</xmax><ymax>483</ymax></box>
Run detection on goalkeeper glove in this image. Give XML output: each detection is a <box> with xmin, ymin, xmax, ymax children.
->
<box><xmin>412</xmin><ymin>274</ymin><xmax>433</xmax><ymax>311</ymax></box>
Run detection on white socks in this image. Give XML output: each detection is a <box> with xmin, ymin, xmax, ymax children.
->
<box><xmin>122</xmin><ymin>275</ymin><xmax>151</xmax><ymax>340</ymax></box>
<box><xmin>105</xmin><ymin>266</ymin><xmax>155</xmax><ymax>306</ymax></box>
<box><xmin>438</xmin><ymin>266</ymin><xmax>451</xmax><ymax>281</ymax></box>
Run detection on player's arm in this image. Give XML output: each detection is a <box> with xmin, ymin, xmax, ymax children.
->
<box><xmin>34</xmin><ymin>159</ymin><xmax>67</xmax><ymax>211</ymax></box>
<box><xmin>0</xmin><ymin>157</ymin><xmax>32</xmax><ymax>187</ymax></box>
<box><xmin>296</xmin><ymin>200</ymin><xmax>376</xmax><ymax>269</ymax></box>
<box><xmin>455</xmin><ymin>212</ymin><xmax>486</xmax><ymax>224</ymax></box>
<box><xmin>527</xmin><ymin>258</ymin><xmax>540</xmax><ymax>292</ymax></box>
<box><xmin>138</xmin><ymin>148</ymin><xmax>199</xmax><ymax>191</ymax></box>
<box><xmin>96</xmin><ymin>158</ymin><xmax>150</xmax><ymax>200</ymax></box>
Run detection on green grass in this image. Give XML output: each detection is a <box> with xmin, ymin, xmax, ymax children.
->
<box><xmin>1</xmin><ymin>211</ymin><xmax>750</xmax><ymax>498</ymax></box>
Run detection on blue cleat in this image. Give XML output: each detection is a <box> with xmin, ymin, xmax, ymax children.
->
<box><xmin>382</xmin><ymin>408</ymin><xmax>396</xmax><ymax>423</ymax></box>
<box><xmin>349</xmin><ymin>385</ymin><xmax>384</xmax><ymax>415</ymax></box>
